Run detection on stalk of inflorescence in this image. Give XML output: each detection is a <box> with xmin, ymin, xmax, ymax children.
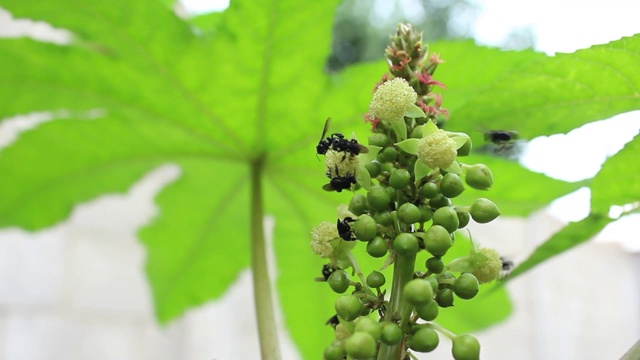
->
<box><xmin>311</xmin><ymin>24</ymin><xmax>505</xmax><ymax>360</ymax></box>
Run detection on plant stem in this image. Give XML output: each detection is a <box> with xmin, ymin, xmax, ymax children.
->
<box><xmin>250</xmin><ymin>154</ymin><xmax>281</xmax><ymax>360</ymax></box>
<box><xmin>377</xmin><ymin>251</ymin><xmax>416</xmax><ymax>360</ymax></box>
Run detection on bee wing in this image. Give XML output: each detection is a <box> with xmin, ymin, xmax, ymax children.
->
<box><xmin>318</xmin><ymin>117</ymin><xmax>331</xmax><ymax>142</ymax></box>
<box><xmin>322</xmin><ymin>183</ymin><xmax>336</xmax><ymax>192</ymax></box>
<box><xmin>358</xmin><ymin>144</ymin><xmax>369</xmax><ymax>153</ymax></box>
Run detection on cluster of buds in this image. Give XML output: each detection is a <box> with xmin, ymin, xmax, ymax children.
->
<box><xmin>313</xmin><ymin>24</ymin><xmax>504</xmax><ymax>360</ymax></box>
<box><xmin>382</xmin><ymin>23</ymin><xmax>448</xmax><ymax>121</ymax></box>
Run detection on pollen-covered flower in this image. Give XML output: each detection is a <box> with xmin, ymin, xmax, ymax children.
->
<box><xmin>369</xmin><ymin>77</ymin><xmax>417</xmax><ymax>122</ymax></box>
<box><xmin>472</xmin><ymin>248</ymin><xmax>502</xmax><ymax>284</ymax></box>
<box><xmin>417</xmin><ymin>129</ymin><xmax>457</xmax><ymax>169</ymax></box>
<box><xmin>325</xmin><ymin>150</ymin><xmax>359</xmax><ymax>178</ymax></box>
<box><xmin>310</xmin><ymin>221</ymin><xmax>339</xmax><ymax>258</ymax></box>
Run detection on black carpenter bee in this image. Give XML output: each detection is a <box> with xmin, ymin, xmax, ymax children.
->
<box><xmin>316</xmin><ymin>118</ymin><xmax>368</xmax><ymax>158</ymax></box>
<box><xmin>484</xmin><ymin>130</ymin><xmax>519</xmax><ymax>152</ymax></box>
<box><xmin>315</xmin><ymin>264</ymin><xmax>338</xmax><ymax>282</ymax></box>
<box><xmin>336</xmin><ymin>217</ymin><xmax>357</xmax><ymax>241</ymax></box>
<box><xmin>322</xmin><ymin>264</ymin><xmax>337</xmax><ymax>280</ymax></box>
<box><xmin>481</xmin><ymin>130</ymin><xmax>523</xmax><ymax>158</ymax></box>
<box><xmin>322</xmin><ymin>173</ymin><xmax>356</xmax><ymax>192</ymax></box>
<box><xmin>484</xmin><ymin>130</ymin><xmax>519</xmax><ymax>144</ymax></box>
<box><xmin>326</xmin><ymin>314</ymin><xmax>340</xmax><ymax>329</ymax></box>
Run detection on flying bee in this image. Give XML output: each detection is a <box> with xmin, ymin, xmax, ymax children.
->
<box><xmin>326</xmin><ymin>314</ymin><xmax>340</xmax><ymax>329</ymax></box>
<box><xmin>484</xmin><ymin>130</ymin><xmax>519</xmax><ymax>149</ymax></box>
<box><xmin>480</xmin><ymin>130</ymin><xmax>523</xmax><ymax>158</ymax></box>
<box><xmin>500</xmin><ymin>256</ymin><xmax>515</xmax><ymax>280</ymax></box>
<box><xmin>336</xmin><ymin>217</ymin><xmax>357</xmax><ymax>241</ymax></box>
<box><xmin>316</xmin><ymin>118</ymin><xmax>369</xmax><ymax>159</ymax></box>
<box><xmin>484</xmin><ymin>130</ymin><xmax>518</xmax><ymax>144</ymax></box>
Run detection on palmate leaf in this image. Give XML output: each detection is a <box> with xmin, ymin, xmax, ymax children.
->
<box><xmin>0</xmin><ymin>0</ymin><xmax>344</xmax><ymax>356</ymax></box>
<box><xmin>591</xmin><ymin>133</ymin><xmax>640</xmax><ymax>214</ymax></box>
<box><xmin>445</xmin><ymin>35</ymin><xmax>640</xmax><ymax>144</ymax></box>
<box><xmin>506</xmin><ymin>213</ymin><xmax>614</xmax><ymax>281</ymax></box>
<box><xmin>2</xmin><ymin>1</ymin><xmax>639</xmax><ymax>357</ymax></box>
<box><xmin>506</xmin><ymin>134</ymin><xmax>640</xmax><ymax>282</ymax></box>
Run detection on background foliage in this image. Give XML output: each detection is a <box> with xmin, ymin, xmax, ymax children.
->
<box><xmin>1</xmin><ymin>0</ymin><xmax>638</xmax><ymax>357</ymax></box>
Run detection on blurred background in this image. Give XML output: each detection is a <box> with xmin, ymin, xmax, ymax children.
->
<box><xmin>1</xmin><ymin>0</ymin><xmax>639</xmax><ymax>359</ymax></box>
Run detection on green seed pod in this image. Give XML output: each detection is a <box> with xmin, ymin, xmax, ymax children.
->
<box><xmin>368</xmin><ymin>133</ymin><xmax>390</xmax><ymax>148</ymax></box>
<box><xmin>432</xmin><ymin>206</ymin><xmax>460</xmax><ymax>233</ymax></box>
<box><xmin>426</xmin><ymin>277</ymin><xmax>439</xmax><ymax>292</ymax></box>
<box><xmin>354</xmin><ymin>317</ymin><xmax>381</xmax><ymax>341</ymax></box>
<box><xmin>435</xmin><ymin>288</ymin><xmax>454</xmax><ymax>307</ymax></box>
<box><xmin>424</xmin><ymin>225</ymin><xmax>453</xmax><ymax>257</ymax></box>
<box><xmin>453</xmin><ymin>273</ymin><xmax>479</xmax><ymax>300</ymax></box>
<box><xmin>426</xmin><ymin>257</ymin><xmax>444</xmax><ymax>274</ymax></box>
<box><xmin>452</xmin><ymin>334</ymin><xmax>481</xmax><ymax>360</ymax></box>
<box><xmin>389</xmin><ymin>168</ymin><xmax>411</xmax><ymax>189</ymax></box>
<box><xmin>380</xmin><ymin>322</ymin><xmax>403</xmax><ymax>345</ymax></box>
<box><xmin>386</xmin><ymin>186</ymin><xmax>397</xmax><ymax>200</ymax></box>
<box><xmin>345</xmin><ymin>332</ymin><xmax>377</xmax><ymax>359</ymax></box>
<box><xmin>456</xmin><ymin>208</ymin><xmax>470</xmax><ymax>228</ymax></box>
<box><xmin>469</xmin><ymin>198</ymin><xmax>501</xmax><ymax>223</ymax></box>
<box><xmin>419</xmin><ymin>206</ymin><xmax>433</xmax><ymax>223</ymax></box>
<box><xmin>397</xmin><ymin>203</ymin><xmax>421</xmax><ymax>225</ymax></box>
<box><xmin>352</xmin><ymin>215</ymin><xmax>377</xmax><ymax>241</ymax></box>
<box><xmin>367</xmin><ymin>186</ymin><xmax>391</xmax><ymax>211</ymax></box>
<box><xmin>335</xmin><ymin>323</ymin><xmax>351</xmax><ymax>341</ymax></box>
<box><xmin>335</xmin><ymin>294</ymin><xmax>363</xmax><ymax>321</ymax></box>
<box><xmin>323</xmin><ymin>344</ymin><xmax>345</xmax><ymax>360</ymax></box>
<box><xmin>403</xmin><ymin>278</ymin><xmax>434</xmax><ymax>306</ymax></box>
<box><xmin>440</xmin><ymin>173</ymin><xmax>465</xmax><ymax>198</ymax></box>
<box><xmin>381</xmin><ymin>147</ymin><xmax>399</xmax><ymax>162</ymax></box>
<box><xmin>374</xmin><ymin>210</ymin><xmax>394</xmax><ymax>227</ymax></box>
<box><xmin>348</xmin><ymin>194</ymin><xmax>368</xmax><ymax>216</ymax></box>
<box><xmin>380</xmin><ymin>161</ymin><xmax>394</xmax><ymax>174</ymax></box>
<box><xmin>437</xmin><ymin>271</ymin><xmax>456</xmax><ymax>288</ymax></box>
<box><xmin>429</xmin><ymin>194</ymin><xmax>451</xmax><ymax>209</ymax></box>
<box><xmin>457</xmin><ymin>137</ymin><xmax>472</xmax><ymax>157</ymax></box>
<box><xmin>328</xmin><ymin>270</ymin><xmax>350</xmax><ymax>294</ymax></box>
<box><xmin>408</xmin><ymin>326</ymin><xmax>439</xmax><ymax>353</ymax></box>
<box><xmin>366</xmin><ymin>236</ymin><xmax>388</xmax><ymax>258</ymax></box>
<box><xmin>366</xmin><ymin>271</ymin><xmax>386</xmax><ymax>288</ymax></box>
<box><xmin>415</xmin><ymin>299</ymin><xmax>439</xmax><ymax>321</ymax></box>
<box><xmin>393</xmin><ymin>233</ymin><xmax>419</xmax><ymax>257</ymax></box>
<box><xmin>465</xmin><ymin>164</ymin><xmax>493</xmax><ymax>190</ymax></box>
<box><xmin>421</xmin><ymin>182</ymin><xmax>440</xmax><ymax>199</ymax></box>
<box><xmin>364</xmin><ymin>161</ymin><xmax>382</xmax><ymax>178</ymax></box>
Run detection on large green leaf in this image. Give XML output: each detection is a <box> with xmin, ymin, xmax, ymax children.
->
<box><xmin>506</xmin><ymin>213</ymin><xmax>614</xmax><ymax>281</ymax></box>
<box><xmin>0</xmin><ymin>1</ymin><xmax>341</xmax><ymax>357</ymax></box>
<box><xmin>429</xmin><ymin>40</ymin><xmax>547</xmax><ymax>113</ymax></box>
<box><xmin>446</xmin><ymin>35</ymin><xmax>640</xmax><ymax>145</ymax></box>
<box><xmin>591</xmin><ymin>133</ymin><xmax>640</xmax><ymax>213</ymax></box>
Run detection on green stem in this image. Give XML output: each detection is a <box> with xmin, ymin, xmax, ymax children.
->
<box><xmin>377</xmin><ymin>252</ymin><xmax>416</xmax><ymax>360</ymax></box>
<box><xmin>250</xmin><ymin>154</ymin><xmax>281</xmax><ymax>360</ymax></box>
<box><xmin>621</xmin><ymin>338</ymin><xmax>640</xmax><ymax>360</ymax></box>
<box><xmin>427</xmin><ymin>322</ymin><xmax>457</xmax><ymax>340</ymax></box>
<box><xmin>347</xmin><ymin>252</ymin><xmax>376</xmax><ymax>297</ymax></box>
